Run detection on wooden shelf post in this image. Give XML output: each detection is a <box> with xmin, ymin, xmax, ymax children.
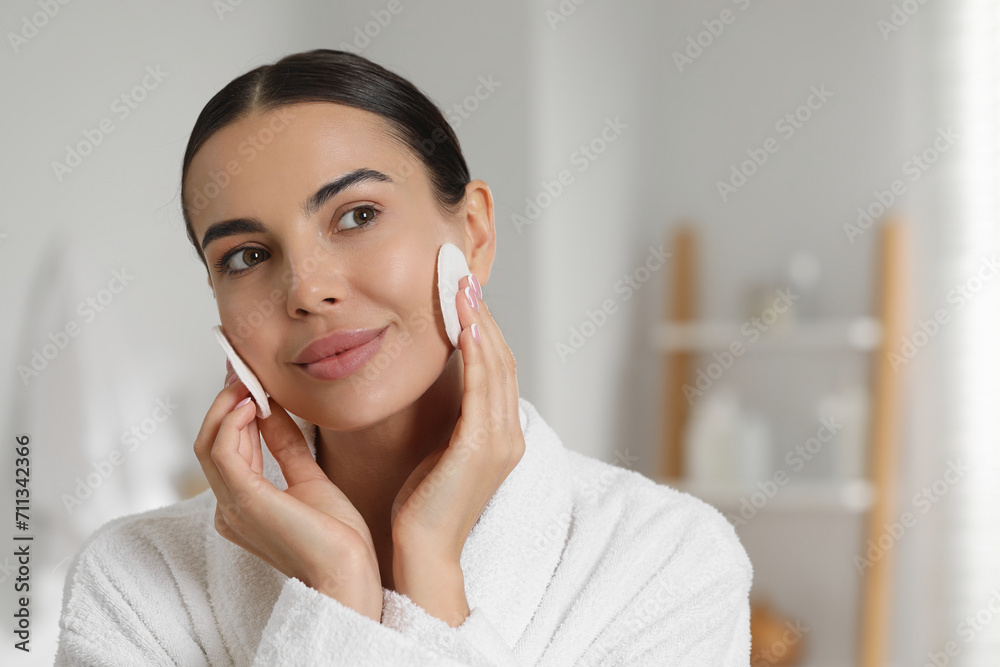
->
<box><xmin>858</xmin><ymin>217</ymin><xmax>908</xmax><ymax>667</ymax></box>
<box><xmin>661</xmin><ymin>223</ymin><xmax>697</xmax><ymax>481</ymax></box>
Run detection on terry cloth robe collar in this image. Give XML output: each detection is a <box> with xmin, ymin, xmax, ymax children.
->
<box><xmin>205</xmin><ymin>396</ymin><xmax>572</xmax><ymax>664</ymax></box>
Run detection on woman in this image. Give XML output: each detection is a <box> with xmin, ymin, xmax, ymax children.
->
<box><xmin>55</xmin><ymin>49</ymin><xmax>753</xmax><ymax>665</ymax></box>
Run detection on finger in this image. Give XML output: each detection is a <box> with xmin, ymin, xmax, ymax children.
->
<box><xmin>471</xmin><ymin>294</ymin><xmax>521</xmax><ymax>441</ymax></box>
<box><xmin>237</xmin><ymin>414</ymin><xmax>254</xmax><ymax>466</ymax></box>
<box><xmin>455</xmin><ymin>317</ymin><xmax>512</xmax><ymax>530</ymax></box>
<box><xmin>194</xmin><ymin>381</ymin><xmax>253</xmax><ymax>510</ymax></box>
<box><xmin>461</xmin><ymin>275</ymin><xmax>521</xmax><ymax>435</ymax></box>
<box><xmin>457</xmin><ymin>280</ymin><xmax>524</xmax><ymax>498</ymax></box>
<box><xmin>255</xmin><ymin>396</ymin><xmax>327</xmax><ymax>487</ymax></box>
<box><xmin>455</xmin><ymin>287</ymin><xmax>509</xmax><ymax>476</ymax></box>
<box><xmin>457</xmin><ymin>279</ymin><xmax>510</xmax><ymax>455</ymax></box>
<box><xmin>211</xmin><ymin>398</ymin><xmax>268</xmax><ymax>504</ymax></box>
<box><xmin>249</xmin><ymin>417</ymin><xmax>263</xmax><ymax>476</ymax></box>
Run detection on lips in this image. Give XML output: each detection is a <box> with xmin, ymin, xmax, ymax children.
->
<box><xmin>293</xmin><ymin>327</ymin><xmax>387</xmax><ymax>365</ymax></box>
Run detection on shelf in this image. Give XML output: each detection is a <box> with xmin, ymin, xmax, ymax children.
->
<box><xmin>651</xmin><ymin>317</ymin><xmax>882</xmax><ymax>352</ymax></box>
<box><xmin>665</xmin><ymin>477</ymin><xmax>875</xmax><ymax>513</ymax></box>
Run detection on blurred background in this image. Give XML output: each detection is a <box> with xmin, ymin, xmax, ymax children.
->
<box><xmin>2</xmin><ymin>0</ymin><xmax>998</xmax><ymax>665</ymax></box>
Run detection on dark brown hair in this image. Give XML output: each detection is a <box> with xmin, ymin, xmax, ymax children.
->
<box><xmin>180</xmin><ymin>48</ymin><xmax>471</xmax><ymax>270</ymax></box>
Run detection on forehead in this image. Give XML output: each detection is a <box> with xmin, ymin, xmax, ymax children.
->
<box><xmin>185</xmin><ymin>102</ymin><xmax>419</xmax><ymax>232</ymax></box>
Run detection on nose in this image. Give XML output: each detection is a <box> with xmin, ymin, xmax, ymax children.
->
<box><xmin>282</xmin><ymin>246</ymin><xmax>341</xmax><ymax>318</ymax></box>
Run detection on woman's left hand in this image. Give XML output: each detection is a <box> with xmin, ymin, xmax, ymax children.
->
<box><xmin>389</xmin><ymin>272</ymin><xmax>525</xmax><ymax>625</ymax></box>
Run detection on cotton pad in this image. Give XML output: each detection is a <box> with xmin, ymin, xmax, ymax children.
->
<box><xmin>212</xmin><ymin>325</ymin><xmax>271</xmax><ymax>419</ymax></box>
<box><xmin>437</xmin><ymin>243</ymin><xmax>471</xmax><ymax>348</ymax></box>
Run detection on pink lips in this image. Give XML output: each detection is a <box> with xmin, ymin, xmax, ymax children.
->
<box><xmin>294</xmin><ymin>327</ymin><xmax>388</xmax><ymax>380</ymax></box>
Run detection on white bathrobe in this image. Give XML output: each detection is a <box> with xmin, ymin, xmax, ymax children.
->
<box><xmin>54</xmin><ymin>396</ymin><xmax>753</xmax><ymax>666</ymax></box>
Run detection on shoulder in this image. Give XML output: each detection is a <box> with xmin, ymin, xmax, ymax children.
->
<box><xmin>55</xmin><ymin>491</ymin><xmax>231</xmax><ymax>664</ymax></box>
<box><xmin>60</xmin><ymin>490</ymin><xmax>215</xmax><ymax>610</ymax></box>
<box><xmin>565</xmin><ymin>449</ymin><xmax>752</xmax><ymax>585</ymax></box>
<box><xmin>69</xmin><ymin>489</ymin><xmax>214</xmax><ymax>564</ymax></box>
<box><xmin>558</xmin><ymin>452</ymin><xmax>753</xmax><ymax>665</ymax></box>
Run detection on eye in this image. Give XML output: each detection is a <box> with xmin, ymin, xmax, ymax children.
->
<box><xmin>337</xmin><ymin>204</ymin><xmax>380</xmax><ymax>231</ymax></box>
<box><xmin>216</xmin><ymin>246</ymin><xmax>270</xmax><ymax>276</ymax></box>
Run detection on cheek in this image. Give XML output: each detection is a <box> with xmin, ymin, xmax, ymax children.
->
<box><xmin>369</xmin><ymin>242</ymin><xmax>438</xmax><ymax>329</ymax></box>
<box><xmin>216</xmin><ymin>293</ymin><xmax>281</xmax><ymax>367</ymax></box>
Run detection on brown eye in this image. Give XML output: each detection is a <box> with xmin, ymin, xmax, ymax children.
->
<box><xmin>220</xmin><ymin>247</ymin><xmax>270</xmax><ymax>275</ymax></box>
<box><xmin>337</xmin><ymin>205</ymin><xmax>380</xmax><ymax>231</ymax></box>
<box><xmin>235</xmin><ymin>248</ymin><xmax>266</xmax><ymax>268</ymax></box>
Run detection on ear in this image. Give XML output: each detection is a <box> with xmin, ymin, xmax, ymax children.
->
<box><xmin>461</xmin><ymin>179</ymin><xmax>496</xmax><ymax>287</ymax></box>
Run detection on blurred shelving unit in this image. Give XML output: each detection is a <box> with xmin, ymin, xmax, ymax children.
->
<box><xmin>674</xmin><ymin>477</ymin><xmax>875</xmax><ymax>513</ymax></box>
<box><xmin>653</xmin><ymin>220</ymin><xmax>907</xmax><ymax>667</ymax></box>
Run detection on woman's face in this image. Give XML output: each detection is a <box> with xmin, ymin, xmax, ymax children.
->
<box><xmin>185</xmin><ymin>102</ymin><xmax>469</xmax><ymax>430</ymax></box>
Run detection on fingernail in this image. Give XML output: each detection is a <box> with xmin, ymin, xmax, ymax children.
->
<box><xmin>469</xmin><ymin>273</ymin><xmax>482</xmax><ymax>299</ymax></box>
<box><xmin>225</xmin><ymin>372</ymin><xmax>238</xmax><ymax>387</ymax></box>
<box><xmin>465</xmin><ymin>285</ymin><xmax>479</xmax><ymax>312</ymax></box>
<box><xmin>471</xmin><ymin>322</ymin><xmax>481</xmax><ymax>344</ymax></box>
<box><xmin>235</xmin><ymin>396</ymin><xmax>252</xmax><ymax>409</ymax></box>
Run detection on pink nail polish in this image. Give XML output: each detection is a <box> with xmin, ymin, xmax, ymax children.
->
<box><xmin>471</xmin><ymin>323</ymin><xmax>480</xmax><ymax>344</ymax></box>
<box><xmin>225</xmin><ymin>372</ymin><xmax>238</xmax><ymax>387</ymax></box>
<box><xmin>469</xmin><ymin>273</ymin><xmax>482</xmax><ymax>299</ymax></box>
<box><xmin>235</xmin><ymin>396</ymin><xmax>252</xmax><ymax>409</ymax></box>
<box><xmin>465</xmin><ymin>285</ymin><xmax>479</xmax><ymax>311</ymax></box>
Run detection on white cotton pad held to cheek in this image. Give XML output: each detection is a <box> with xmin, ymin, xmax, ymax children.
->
<box><xmin>212</xmin><ymin>325</ymin><xmax>271</xmax><ymax>419</ymax></box>
<box><xmin>437</xmin><ymin>243</ymin><xmax>471</xmax><ymax>348</ymax></box>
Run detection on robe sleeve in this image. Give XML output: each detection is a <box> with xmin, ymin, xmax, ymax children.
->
<box><xmin>251</xmin><ymin>576</ymin><xmax>521</xmax><ymax>666</ymax></box>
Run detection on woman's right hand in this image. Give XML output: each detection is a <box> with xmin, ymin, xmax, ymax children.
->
<box><xmin>193</xmin><ymin>362</ymin><xmax>383</xmax><ymax>622</ymax></box>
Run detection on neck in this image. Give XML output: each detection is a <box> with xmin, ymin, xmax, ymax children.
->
<box><xmin>315</xmin><ymin>350</ymin><xmax>464</xmax><ymax>567</ymax></box>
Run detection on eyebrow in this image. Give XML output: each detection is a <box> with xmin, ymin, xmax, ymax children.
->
<box><xmin>199</xmin><ymin>168</ymin><xmax>394</xmax><ymax>252</ymax></box>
